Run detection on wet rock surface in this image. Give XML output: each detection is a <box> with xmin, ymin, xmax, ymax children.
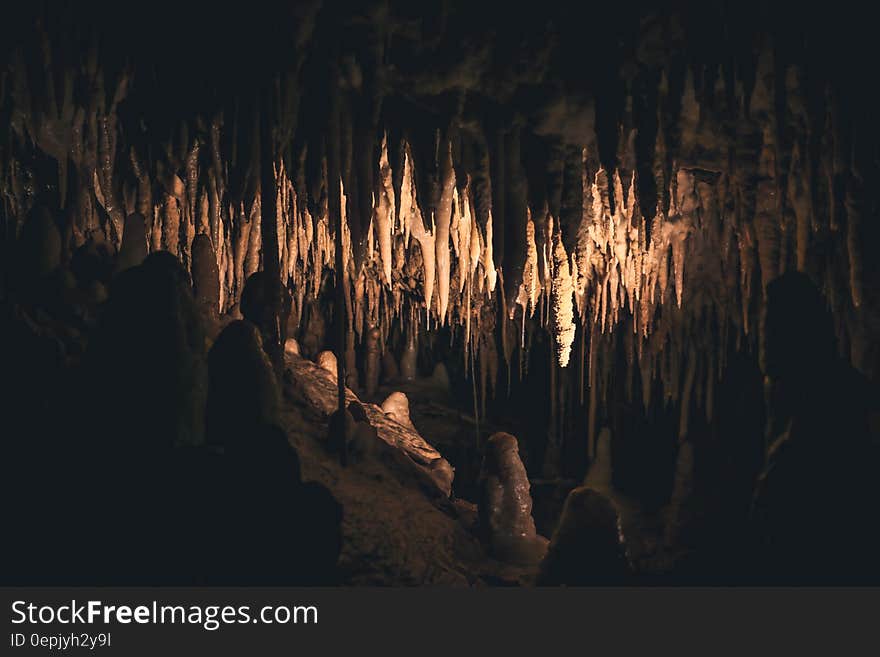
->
<box><xmin>284</xmin><ymin>352</ymin><xmax>455</xmax><ymax>497</ymax></box>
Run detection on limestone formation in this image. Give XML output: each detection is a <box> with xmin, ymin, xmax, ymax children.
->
<box><xmin>478</xmin><ymin>432</ymin><xmax>548</xmax><ymax>565</ymax></box>
<box><xmin>381</xmin><ymin>391</ymin><xmax>416</xmax><ymax>431</ymax></box>
<box><xmin>3</xmin><ymin>3</ymin><xmax>878</xmax><ymax>587</ymax></box>
<box><xmin>400</xmin><ymin>335</ymin><xmax>418</xmax><ymax>381</ymax></box>
<box><xmin>317</xmin><ymin>350</ymin><xmax>338</xmax><ymax>376</ymax></box>
<box><xmin>284</xmin><ymin>337</ymin><xmax>301</xmax><ymax>358</ymax></box>
<box><xmin>2</xmin><ymin>10</ymin><xmax>874</xmax><ymax>429</ymax></box>
<box><xmin>240</xmin><ymin>270</ymin><xmax>292</xmax><ymax>349</ymax></box>
<box><xmin>537</xmin><ymin>486</ymin><xmax>631</xmax><ymax>586</ymax></box>
<box><xmin>115</xmin><ymin>213</ymin><xmax>147</xmax><ymax>275</ymax></box>
<box><xmin>284</xmin><ymin>355</ymin><xmax>455</xmax><ymax>497</ymax></box>
<box><xmin>191</xmin><ymin>234</ymin><xmax>220</xmax><ymax>328</ymax></box>
<box><xmin>364</xmin><ymin>325</ymin><xmax>381</xmax><ymax>397</ymax></box>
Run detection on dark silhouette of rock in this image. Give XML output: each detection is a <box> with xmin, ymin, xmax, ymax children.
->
<box><xmin>207</xmin><ymin>320</ymin><xmax>280</xmax><ymax>450</ymax></box>
<box><xmin>348</xmin><ymin>400</ymin><xmax>369</xmax><ymax>423</ymax></box>
<box><xmin>348</xmin><ymin>420</ymin><xmax>384</xmax><ymax>463</ymax></box>
<box><xmin>327</xmin><ymin>407</ymin><xmax>354</xmax><ymax>464</ymax></box>
<box><xmin>76</xmin><ymin>250</ymin><xmax>208</xmax><ymax>582</ymax></box>
<box><xmin>70</xmin><ymin>239</ymin><xmax>115</xmax><ymax>289</ymax></box>
<box><xmin>537</xmin><ymin>486</ymin><xmax>632</xmax><ymax>586</ymax></box>
<box><xmin>295</xmin><ymin>481</ymin><xmax>344</xmax><ymax>585</ymax></box>
<box><xmin>240</xmin><ymin>269</ymin><xmax>292</xmax><ymax>352</ymax></box>
<box><xmin>90</xmin><ymin>250</ymin><xmax>207</xmax><ymax>452</ymax></box>
<box><xmin>16</xmin><ymin>205</ymin><xmax>61</xmax><ymax>284</ymax></box>
<box><xmin>749</xmin><ymin>272</ymin><xmax>879</xmax><ymax>583</ymax></box>
<box><xmin>203</xmin><ymin>392</ymin><xmax>341</xmax><ymax>580</ymax></box>
<box><xmin>220</xmin><ymin>423</ymin><xmax>305</xmax><ymax>584</ymax></box>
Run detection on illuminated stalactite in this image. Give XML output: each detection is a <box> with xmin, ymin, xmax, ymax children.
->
<box><xmin>550</xmin><ymin>226</ymin><xmax>576</xmax><ymax>368</ymax></box>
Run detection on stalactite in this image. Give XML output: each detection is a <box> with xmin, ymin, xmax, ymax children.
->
<box><xmin>244</xmin><ymin>200</ymin><xmax>262</xmax><ymax>281</ymax></box>
<box><xmin>435</xmin><ymin>140</ymin><xmax>455</xmax><ymax>324</ymax></box>
<box><xmin>376</xmin><ymin>135</ymin><xmax>395</xmax><ymax>287</ymax></box>
<box><xmin>515</xmin><ymin>212</ymin><xmax>540</xmax><ymax>320</ymax></box>
<box><xmin>551</xmin><ymin>230</ymin><xmax>575</xmax><ymax>368</ymax></box>
<box><xmin>402</xmin><ymin>147</ymin><xmax>436</xmax><ymax>319</ymax></box>
<box><xmin>162</xmin><ymin>194</ymin><xmax>180</xmax><ymax>258</ymax></box>
<box><xmin>483</xmin><ymin>211</ymin><xmax>497</xmax><ymax>294</ymax></box>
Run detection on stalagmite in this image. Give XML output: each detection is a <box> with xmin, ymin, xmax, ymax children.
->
<box><xmin>317</xmin><ymin>350</ymin><xmax>338</xmax><ymax>377</ymax></box>
<box><xmin>400</xmin><ymin>330</ymin><xmax>418</xmax><ymax>381</ymax></box>
<box><xmin>207</xmin><ymin>320</ymin><xmax>278</xmax><ymax>450</ymax></box>
<box><xmin>284</xmin><ymin>337</ymin><xmax>301</xmax><ymax>358</ymax></box>
<box><xmin>381</xmin><ymin>391</ymin><xmax>416</xmax><ymax>432</ymax></box>
<box><xmin>537</xmin><ymin>486</ymin><xmax>631</xmax><ymax>586</ymax></box>
<box><xmin>116</xmin><ymin>212</ymin><xmax>147</xmax><ymax>274</ymax></box>
<box><xmin>478</xmin><ymin>432</ymin><xmax>548</xmax><ymax>565</ymax></box>
<box><xmin>161</xmin><ymin>194</ymin><xmax>181</xmax><ymax>258</ymax></box>
<box><xmin>664</xmin><ymin>440</ymin><xmax>695</xmax><ymax>548</ymax></box>
<box><xmin>364</xmin><ymin>325</ymin><xmax>381</xmax><ymax>397</ymax></box>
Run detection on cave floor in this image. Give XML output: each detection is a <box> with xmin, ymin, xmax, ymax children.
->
<box><xmin>278</xmin><ymin>359</ymin><xmax>714</xmax><ymax>585</ymax></box>
<box><xmin>280</xmin><ymin>376</ymin><xmax>535</xmax><ymax>586</ymax></box>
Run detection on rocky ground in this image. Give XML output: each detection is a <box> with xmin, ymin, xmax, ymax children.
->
<box><xmin>279</xmin><ymin>353</ymin><xmax>536</xmax><ymax>586</ymax></box>
<box><xmin>276</xmin><ymin>350</ymin><xmax>717</xmax><ymax>585</ymax></box>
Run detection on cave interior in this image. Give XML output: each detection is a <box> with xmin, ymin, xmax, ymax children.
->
<box><xmin>2</xmin><ymin>0</ymin><xmax>879</xmax><ymax>586</ymax></box>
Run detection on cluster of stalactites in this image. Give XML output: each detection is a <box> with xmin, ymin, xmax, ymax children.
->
<box><xmin>84</xmin><ymin>133</ymin><xmax>506</xmax><ymax>364</ymax></box>
<box><xmin>526</xmin><ymin>51</ymin><xmax>867</xmax><ymax>439</ymax></box>
<box><xmin>1</xmin><ymin>39</ymin><xmax>867</xmax><ymax>442</ymax></box>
